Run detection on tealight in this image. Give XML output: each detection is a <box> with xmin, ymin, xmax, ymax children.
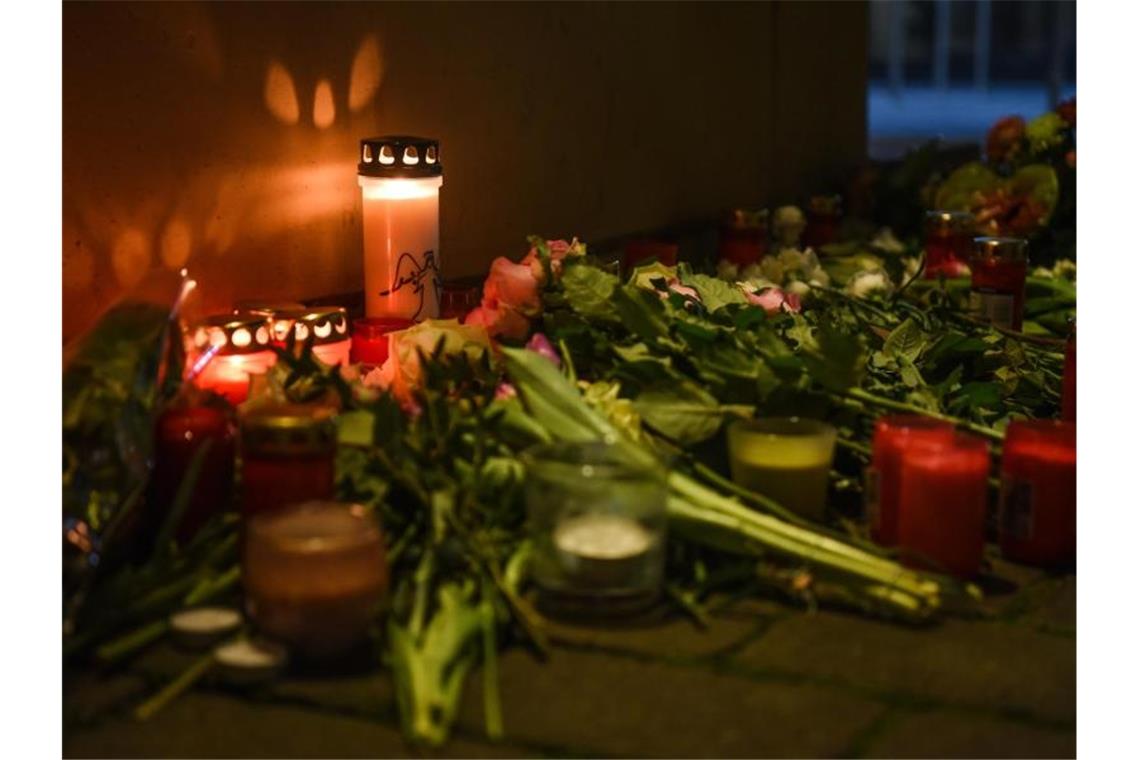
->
<box><xmin>188</xmin><ymin>312</ymin><xmax>276</xmax><ymax>404</ymax></box>
<box><xmin>170</xmin><ymin>607</ymin><xmax>242</xmax><ymax>649</ymax></box>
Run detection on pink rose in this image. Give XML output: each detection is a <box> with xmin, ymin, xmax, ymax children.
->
<box><xmin>521</xmin><ymin>238</ymin><xmax>585</xmax><ymax>282</ymax></box>
<box><xmin>494</xmin><ymin>382</ymin><xmax>518</xmax><ymax>400</ymax></box>
<box><xmin>483</xmin><ymin>256</ymin><xmax>541</xmax><ymax>316</ymax></box>
<box><xmin>666</xmin><ymin>278</ymin><xmax>700</xmax><ymax>302</ymax></box>
<box><xmin>745</xmin><ymin>286</ymin><xmax>800</xmax><ymax>316</ymax></box>
<box><xmin>464</xmin><ymin>299</ymin><xmax>531</xmax><ymax>341</ymax></box>
<box><xmin>525</xmin><ymin>332</ymin><xmax>561</xmax><ymax>367</ymax></box>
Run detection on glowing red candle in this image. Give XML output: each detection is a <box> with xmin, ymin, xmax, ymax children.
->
<box><xmin>868</xmin><ymin>415</ymin><xmax>955</xmax><ymax>546</ymax></box>
<box><xmin>969</xmin><ymin>237</ymin><xmax>1028</xmax><ymax>331</ymax></box>
<box><xmin>803</xmin><ymin>195</ymin><xmax>842</xmax><ymax>249</ymax></box>
<box><xmin>358</xmin><ymin>136</ymin><xmax>443</xmax><ymax>321</ymax></box>
<box><xmin>150</xmin><ymin>401</ymin><xmax>236</xmax><ymax>542</ymax></box>
<box><xmin>923</xmin><ymin>210</ymin><xmax>973</xmax><ymax>278</ymax></box>
<box><xmin>999</xmin><ymin>420</ymin><xmax>1075</xmax><ymax>567</ymax></box>
<box><xmin>351</xmin><ymin>316</ymin><xmax>414</xmax><ymax>369</ymax></box>
<box><xmin>240</xmin><ymin>404</ymin><xmax>337</xmax><ymax>517</ymax></box>
<box><xmin>1062</xmin><ymin>326</ymin><xmax>1076</xmax><ymax>422</ymax></box>
<box><xmin>718</xmin><ymin>209</ymin><xmax>768</xmax><ymax>267</ymax></box>
<box><xmin>624</xmin><ymin>239</ymin><xmax>679</xmax><ymax>271</ymax></box>
<box><xmin>897</xmin><ymin>433</ymin><xmax>990</xmax><ymax>578</ymax></box>
<box><xmin>189</xmin><ymin>313</ymin><xmax>277</xmax><ymax>405</ymax></box>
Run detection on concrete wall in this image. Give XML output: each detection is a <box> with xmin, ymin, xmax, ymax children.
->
<box><xmin>63</xmin><ymin>1</ymin><xmax>867</xmax><ymax>340</ymax></box>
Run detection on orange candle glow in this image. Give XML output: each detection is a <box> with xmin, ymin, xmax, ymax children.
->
<box><xmin>188</xmin><ymin>313</ymin><xmax>277</xmax><ymax>405</ymax></box>
<box><xmin>358</xmin><ymin>136</ymin><xmax>443</xmax><ymax>321</ymax></box>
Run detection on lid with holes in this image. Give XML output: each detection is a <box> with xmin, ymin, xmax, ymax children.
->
<box><xmin>191</xmin><ymin>312</ymin><xmax>274</xmax><ymax>356</ymax></box>
<box><xmin>269</xmin><ymin>306</ymin><xmax>350</xmax><ymax>346</ymax></box>
<box><xmin>358</xmin><ymin>135</ymin><xmax>442</xmax><ymax>178</ymax></box>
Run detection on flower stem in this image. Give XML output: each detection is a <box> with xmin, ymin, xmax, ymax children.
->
<box><xmin>841</xmin><ymin>387</ymin><xmax>1004</xmax><ymax>444</ymax></box>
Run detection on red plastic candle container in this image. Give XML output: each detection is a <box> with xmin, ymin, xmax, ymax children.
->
<box><xmin>718</xmin><ymin>209</ymin><xmax>769</xmax><ymax>267</ymax></box>
<box><xmin>623</xmin><ymin>239</ymin><xmax>679</xmax><ymax>271</ymax></box>
<box><xmin>897</xmin><ymin>433</ymin><xmax>990</xmax><ymax>578</ymax></box>
<box><xmin>1062</xmin><ymin>326</ymin><xmax>1076</xmax><ymax>422</ymax></box>
<box><xmin>189</xmin><ymin>312</ymin><xmax>277</xmax><ymax>405</ymax></box>
<box><xmin>351</xmin><ymin>317</ymin><xmax>414</xmax><ymax>368</ymax></box>
<box><xmin>999</xmin><ymin>420</ymin><xmax>1076</xmax><ymax>567</ymax></box>
<box><xmin>969</xmin><ymin>237</ymin><xmax>1028</xmax><ymax>331</ymax></box>
<box><xmin>240</xmin><ymin>404</ymin><xmax>338</xmax><ymax>517</ymax></box>
<box><xmin>923</xmin><ymin>210</ymin><xmax>974</xmax><ymax>278</ymax></box>
<box><xmin>867</xmin><ymin>415</ymin><xmax>955</xmax><ymax>546</ymax></box>
<box><xmin>149</xmin><ymin>402</ymin><xmax>236</xmax><ymax>542</ymax></box>
<box><xmin>803</xmin><ymin>195</ymin><xmax>842</xmax><ymax>249</ymax></box>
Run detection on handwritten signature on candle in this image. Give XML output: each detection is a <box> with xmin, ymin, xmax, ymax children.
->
<box><xmin>379</xmin><ymin>251</ymin><xmax>441</xmax><ymax>319</ymax></box>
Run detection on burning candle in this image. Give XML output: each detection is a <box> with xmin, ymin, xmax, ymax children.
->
<box><xmin>351</xmin><ymin>316</ymin><xmax>414</xmax><ymax>369</ymax></box>
<box><xmin>867</xmin><ymin>415</ymin><xmax>955</xmax><ymax>546</ymax></box>
<box><xmin>999</xmin><ymin>420</ymin><xmax>1076</xmax><ymax>567</ymax></box>
<box><xmin>727</xmin><ymin>417</ymin><xmax>837</xmax><ymax>522</ymax></box>
<box><xmin>523</xmin><ymin>442</ymin><xmax>666</xmax><ymax>611</ymax></box>
<box><xmin>923</xmin><ymin>210</ymin><xmax>973</xmax><ymax>278</ymax></box>
<box><xmin>240</xmin><ymin>404</ymin><xmax>337</xmax><ymax>517</ymax></box>
<box><xmin>358</xmin><ymin>136</ymin><xmax>443</xmax><ymax>321</ymax></box>
<box><xmin>897</xmin><ymin>433</ymin><xmax>989</xmax><ymax>578</ymax></box>
<box><xmin>243</xmin><ymin>501</ymin><xmax>388</xmax><ymax>659</ymax></box>
<box><xmin>189</xmin><ymin>313</ymin><xmax>277</xmax><ymax>405</ymax></box>
<box><xmin>718</xmin><ymin>208</ymin><xmax>769</xmax><ymax>268</ymax></box>
<box><xmin>969</xmin><ymin>236</ymin><xmax>1028</xmax><ymax>331</ymax></box>
<box><xmin>148</xmin><ymin>400</ymin><xmax>236</xmax><ymax>543</ymax></box>
<box><xmin>269</xmin><ymin>306</ymin><xmax>352</xmax><ymax>367</ymax></box>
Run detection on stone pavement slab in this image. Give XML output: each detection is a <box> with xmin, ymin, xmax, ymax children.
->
<box><xmin>862</xmin><ymin>710</ymin><xmax>1076</xmax><ymax>759</ymax></box>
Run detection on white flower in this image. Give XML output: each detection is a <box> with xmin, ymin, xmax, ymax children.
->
<box><xmin>1052</xmin><ymin>259</ymin><xmax>1076</xmax><ymax>282</ymax></box>
<box><xmin>870</xmin><ymin>227</ymin><xmax>906</xmax><ymax>254</ymax></box>
<box><xmin>902</xmin><ymin>257</ymin><xmax>922</xmax><ymax>280</ymax></box>
<box><xmin>778</xmin><ymin>247</ymin><xmax>807</xmax><ymax>272</ymax></box>
<box><xmin>772</xmin><ymin>206</ymin><xmax>806</xmax><ymax>246</ymax></box>
<box><xmin>1032</xmin><ymin>266</ymin><xmax>1053</xmax><ymax>279</ymax></box>
<box><xmin>808</xmin><ymin>269</ymin><xmax>830</xmax><ymax>288</ymax></box>
<box><xmin>716</xmin><ymin>259</ymin><xmax>740</xmax><ymax>280</ymax></box>
<box><xmin>847</xmin><ymin>269</ymin><xmax>891</xmax><ymax>298</ymax></box>
<box><xmin>786</xmin><ymin>280</ymin><xmax>811</xmax><ymax>297</ymax></box>
<box><xmin>759</xmin><ymin>256</ymin><xmax>785</xmax><ymax>284</ymax></box>
<box><xmin>741</xmin><ymin>262</ymin><xmax>764</xmax><ymax>281</ymax></box>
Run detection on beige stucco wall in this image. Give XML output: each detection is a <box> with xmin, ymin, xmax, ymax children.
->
<box><xmin>63</xmin><ymin>1</ymin><xmax>866</xmax><ymax>340</ymax></box>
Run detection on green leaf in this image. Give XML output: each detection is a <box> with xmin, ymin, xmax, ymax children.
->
<box><xmin>882</xmin><ymin>318</ymin><xmax>930</xmax><ymax>363</ymax></box>
<box><xmin>560</xmin><ymin>263</ymin><xmax>620</xmax><ymax>321</ymax></box>
<box><xmin>634</xmin><ymin>382</ymin><xmax>753</xmax><ymax>445</ymax></box>
<box><xmin>612</xmin><ymin>285</ymin><xmax>674</xmax><ymax>345</ymax></box>
<box><xmin>337</xmin><ymin>410</ymin><xmax>376</xmax><ymax>447</ymax></box>
<box><xmin>682</xmin><ymin>273</ymin><xmax>748</xmax><ymax>313</ymax></box>
<box><xmin>501</xmin><ymin>347</ymin><xmax>617</xmax><ymax>443</ymax></box>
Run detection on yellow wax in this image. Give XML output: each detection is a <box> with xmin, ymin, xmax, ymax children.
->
<box><xmin>728</xmin><ymin>421</ymin><xmax>836</xmax><ymax>522</ymax></box>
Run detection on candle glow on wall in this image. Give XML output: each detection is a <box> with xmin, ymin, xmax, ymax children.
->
<box><xmin>358</xmin><ymin>136</ymin><xmax>443</xmax><ymax>321</ymax></box>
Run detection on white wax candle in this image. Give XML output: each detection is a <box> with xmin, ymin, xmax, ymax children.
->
<box><xmin>553</xmin><ymin>514</ymin><xmax>655</xmax><ymax>588</ymax></box>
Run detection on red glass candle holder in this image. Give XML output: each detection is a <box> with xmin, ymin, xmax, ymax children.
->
<box><xmin>969</xmin><ymin>237</ymin><xmax>1028</xmax><ymax>331</ymax></box>
<box><xmin>868</xmin><ymin>415</ymin><xmax>955</xmax><ymax>546</ymax></box>
<box><xmin>718</xmin><ymin>209</ymin><xmax>769</xmax><ymax>267</ymax></box>
<box><xmin>149</xmin><ymin>401</ymin><xmax>236</xmax><ymax>543</ymax></box>
<box><xmin>240</xmin><ymin>404</ymin><xmax>337</xmax><ymax>517</ymax></box>
<box><xmin>188</xmin><ymin>312</ymin><xmax>277</xmax><ymax>405</ymax></box>
<box><xmin>623</xmin><ymin>239</ymin><xmax>679</xmax><ymax>271</ymax></box>
<box><xmin>923</xmin><ymin>210</ymin><xmax>974</xmax><ymax>278</ymax></box>
<box><xmin>1062</xmin><ymin>326</ymin><xmax>1076</xmax><ymax>422</ymax></box>
<box><xmin>351</xmin><ymin>317</ymin><xmax>414</xmax><ymax>368</ymax></box>
<box><xmin>897</xmin><ymin>433</ymin><xmax>990</xmax><ymax>578</ymax></box>
<box><xmin>999</xmin><ymin>420</ymin><xmax>1076</xmax><ymax>567</ymax></box>
<box><xmin>803</xmin><ymin>195</ymin><xmax>842</xmax><ymax>249</ymax></box>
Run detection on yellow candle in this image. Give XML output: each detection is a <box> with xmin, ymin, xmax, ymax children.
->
<box><xmin>358</xmin><ymin>137</ymin><xmax>443</xmax><ymax>321</ymax></box>
<box><xmin>727</xmin><ymin>417</ymin><xmax>837</xmax><ymax>521</ymax></box>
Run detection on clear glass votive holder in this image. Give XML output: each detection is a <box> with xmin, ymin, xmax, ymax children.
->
<box><xmin>522</xmin><ymin>442</ymin><xmax>666</xmax><ymax>614</ymax></box>
<box><xmin>243</xmin><ymin>501</ymin><xmax>388</xmax><ymax>660</ymax></box>
<box><xmin>727</xmin><ymin>417</ymin><xmax>837</xmax><ymax>522</ymax></box>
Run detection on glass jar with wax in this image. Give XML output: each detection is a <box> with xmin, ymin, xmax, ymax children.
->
<box><xmin>897</xmin><ymin>433</ymin><xmax>989</xmax><ymax>578</ymax></box>
<box><xmin>923</xmin><ymin>210</ymin><xmax>974</xmax><ymax>278</ymax></box>
<box><xmin>727</xmin><ymin>417</ymin><xmax>837</xmax><ymax>522</ymax></box>
<box><xmin>522</xmin><ymin>442</ymin><xmax>666</xmax><ymax>615</ymax></box>
<box><xmin>718</xmin><ymin>208</ymin><xmax>769</xmax><ymax>268</ymax></box>
<box><xmin>188</xmin><ymin>312</ymin><xmax>276</xmax><ymax>405</ymax></box>
<box><xmin>969</xmin><ymin>237</ymin><xmax>1028</xmax><ymax>331</ymax></box>
<box><xmin>351</xmin><ymin>316</ymin><xmax>413</xmax><ymax>369</ymax></box>
<box><xmin>240</xmin><ymin>404</ymin><xmax>337</xmax><ymax>517</ymax></box>
<box><xmin>804</xmin><ymin>194</ymin><xmax>842</xmax><ymax>249</ymax></box>
<box><xmin>867</xmin><ymin>415</ymin><xmax>954</xmax><ymax>546</ymax></box>
<box><xmin>269</xmin><ymin>306</ymin><xmax>352</xmax><ymax>367</ymax></box>
<box><xmin>244</xmin><ymin>501</ymin><xmax>387</xmax><ymax>659</ymax></box>
<box><xmin>999</xmin><ymin>420</ymin><xmax>1076</xmax><ymax>567</ymax></box>
<box><xmin>358</xmin><ymin>136</ymin><xmax>443</xmax><ymax>321</ymax></box>
<box><xmin>624</xmin><ymin>239</ymin><xmax>679</xmax><ymax>272</ymax></box>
